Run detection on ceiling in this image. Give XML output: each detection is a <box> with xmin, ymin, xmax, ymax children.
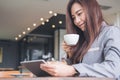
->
<box><xmin>0</xmin><ymin>0</ymin><xmax>120</xmax><ymax>41</ymax></box>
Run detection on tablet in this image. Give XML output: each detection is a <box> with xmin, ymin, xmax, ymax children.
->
<box><xmin>20</xmin><ymin>60</ymin><xmax>51</xmax><ymax>77</ymax></box>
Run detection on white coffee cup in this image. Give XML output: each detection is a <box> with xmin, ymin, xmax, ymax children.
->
<box><xmin>64</xmin><ymin>34</ymin><xmax>79</xmax><ymax>46</ymax></box>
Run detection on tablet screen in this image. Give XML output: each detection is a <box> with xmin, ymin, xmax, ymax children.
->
<box><xmin>21</xmin><ymin>60</ymin><xmax>51</xmax><ymax>77</ymax></box>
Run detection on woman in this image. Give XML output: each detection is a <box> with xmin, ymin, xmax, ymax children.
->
<box><xmin>40</xmin><ymin>0</ymin><xmax>120</xmax><ymax>79</ymax></box>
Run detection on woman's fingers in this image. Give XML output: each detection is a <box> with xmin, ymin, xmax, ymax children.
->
<box><xmin>40</xmin><ymin>62</ymin><xmax>58</xmax><ymax>76</ymax></box>
<box><xmin>62</xmin><ymin>42</ymin><xmax>71</xmax><ymax>53</ymax></box>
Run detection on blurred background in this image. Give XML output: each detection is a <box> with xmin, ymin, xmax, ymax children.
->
<box><xmin>0</xmin><ymin>0</ymin><xmax>120</xmax><ymax>70</ymax></box>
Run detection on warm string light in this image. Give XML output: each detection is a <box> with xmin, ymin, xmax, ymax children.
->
<box><xmin>33</xmin><ymin>23</ymin><xmax>37</xmax><ymax>27</ymax></box>
<box><xmin>54</xmin><ymin>13</ymin><xmax>57</xmax><ymax>16</ymax></box>
<box><xmin>15</xmin><ymin>37</ymin><xmax>18</xmax><ymax>40</ymax></box>
<box><xmin>15</xmin><ymin>10</ymin><xmax>62</xmax><ymax>41</ymax></box>
<box><xmin>59</xmin><ymin>21</ymin><xmax>62</xmax><ymax>24</ymax></box>
<box><xmin>40</xmin><ymin>18</ymin><xmax>44</xmax><ymax>21</ymax></box>
<box><xmin>46</xmin><ymin>19</ymin><xmax>49</xmax><ymax>22</ymax></box>
<box><xmin>49</xmin><ymin>11</ymin><xmax>53</xmax><ymax>14</ymax></box>
<box><xmin>18</xmin><ymin>34</ymin><xmax>22</xmax><ymax>38</ymax></box>
<box><xmin>42</xmin><ymin>22</ymin><xmax>45</xmax><ymax>25</ymax></box>
<box><xmin>27</xmin><ymin>27</ymin><xmax>31</xmax><ymax>31</ymax></box>
<box><xmin>22</xmin><ymin>31</ymin><xmax>26</xmax><ymax>35</ymax></box>
<box><xmin>52</xmin><ymin>25</ymin><xmax>55</xmax><ymax>28</ymax></box>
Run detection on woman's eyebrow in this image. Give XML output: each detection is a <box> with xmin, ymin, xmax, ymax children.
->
<box><xmin>75</xmin><ymin>9</ymin><xmax>82</xmax><ymax>14</ymax></box>
<box><xmin>71</xmin><ymin>9</ymin><xmax>82</xmax><ymax>17</ymax></box>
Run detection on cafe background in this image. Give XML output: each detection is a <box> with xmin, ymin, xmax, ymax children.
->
<box><xmin>0</xmin><ymin>0</ymin><xmax>120</xmax><ymax>70</ymax></box>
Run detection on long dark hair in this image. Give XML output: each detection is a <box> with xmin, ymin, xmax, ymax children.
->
<box><xmin>66</xmin><ymin>0</ymin><xmax>104</xmax><ymax>64</ymax></box>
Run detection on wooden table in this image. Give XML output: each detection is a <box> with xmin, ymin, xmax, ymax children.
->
<box><xmin>0</xmin><ymin>77</ymin><xmax>115</xmax><ymax>80</ymax></box>
<box><xmin>0</xmin><ymin>68</ymin><xmax>14</xmax><ymax>71</ymax></box>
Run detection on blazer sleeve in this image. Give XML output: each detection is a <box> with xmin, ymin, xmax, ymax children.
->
<box><xmin>72</xmin><ymin>27</ymin><xmax>120</xmax><ymax>78</ymax></box>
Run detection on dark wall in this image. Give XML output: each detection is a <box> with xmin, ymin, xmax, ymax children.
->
<box><xmin>19</xmin><ymin>37</ymin><xmax>54</xmax><ymax>61</ymax></box>
<box><xmin>0</xmin><ymin>40</ymin><xmax>19</xmax><ymax>69</ymax></box>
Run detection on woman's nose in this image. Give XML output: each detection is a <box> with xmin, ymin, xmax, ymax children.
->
<box><xmin>75</xmin><ymin>17</ymin><xmax>81</xmax><ymax>24</ymax></box>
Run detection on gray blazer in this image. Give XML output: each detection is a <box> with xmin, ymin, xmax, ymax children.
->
<box><xmin>72</xmin><ymin>22</ymin><xmax>120</xmax><ymax>79</ymax></box>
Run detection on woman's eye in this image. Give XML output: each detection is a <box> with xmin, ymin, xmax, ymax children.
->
<box><xmin>72</xmin><ymin>17</ymin><xmax>75</xmax><ymax>20</ymax></box>
<box><xmin>78</xmin><ymin>12</ymin><xmax>82</xmax><ymax>16</ymax></box>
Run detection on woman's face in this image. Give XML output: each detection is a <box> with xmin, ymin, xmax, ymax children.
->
<box><xmin>71</xmin><ymin>2</ymin><xmax>86</xmax><ymax>31</ymax></box>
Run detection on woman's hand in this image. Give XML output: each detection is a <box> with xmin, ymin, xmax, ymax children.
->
<box><xmin>62</xmin><ymin>42</ymin><xmax>72</xmax><ymax>57</ymax></box>
<box><xmin>40</xmin><ymin>61</ymin><xmax>76</xmax><ymax>77</ymax></box>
